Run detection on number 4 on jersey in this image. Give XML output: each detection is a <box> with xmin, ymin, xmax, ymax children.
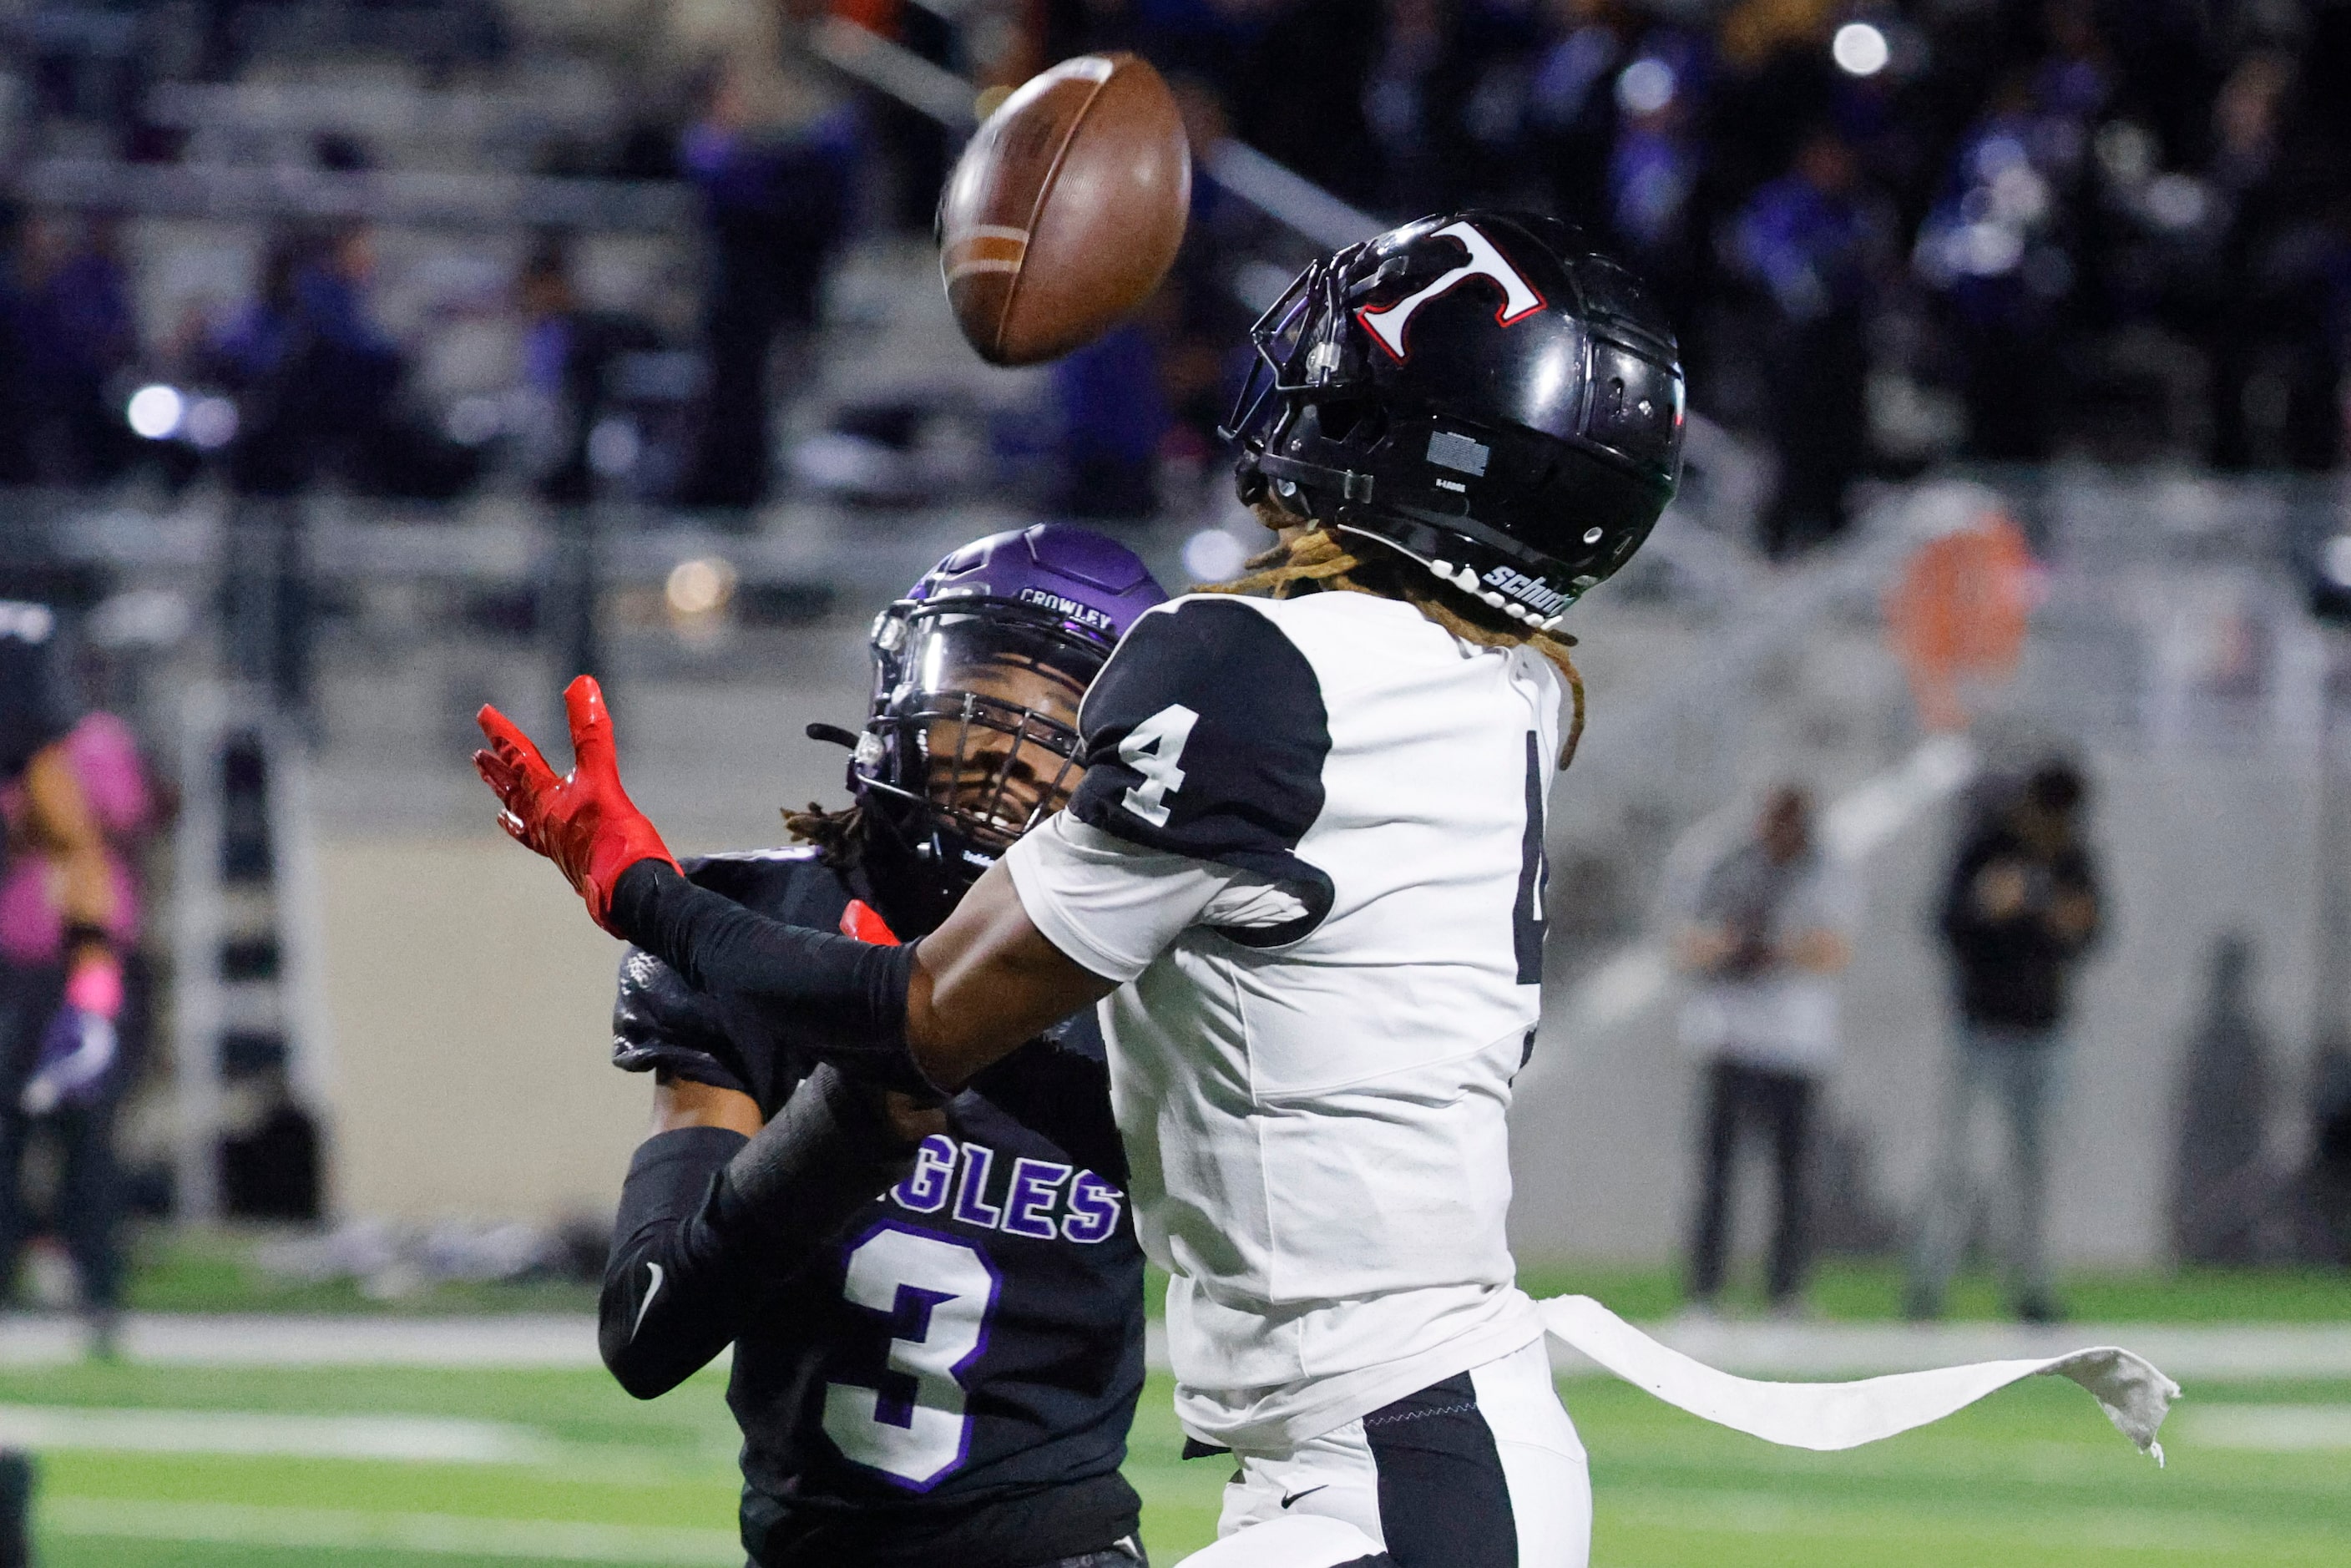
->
<box><xmin>1118</xmin><ymin>703</ymin><xmax>1199</xmax><ymax>827</ymax></box>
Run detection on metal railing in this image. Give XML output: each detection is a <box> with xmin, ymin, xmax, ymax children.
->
<box><xmin>167</xmin><ymin>683</ymin><xmax>335</xmax><ymax>1224</ymax></box>
<box><xmin>15</xmin><ymin>157</ymin><xmax>697</xmax><ymax>233</ymax></box>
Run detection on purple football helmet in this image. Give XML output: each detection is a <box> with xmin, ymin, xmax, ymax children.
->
<box><xmin>850</xmin><ymin>524</ymin><xmax>1167</xmax><ymax>927</ymax></box>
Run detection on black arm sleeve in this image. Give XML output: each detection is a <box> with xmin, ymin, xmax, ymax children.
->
<box><xmin>706</xmin><ymin>1064</ymin><xmax>922</xmax><ymax>1247</ymax></box>
<box><xmin>599</xmin><ymin>1126</ymin><xmax>751</xmax><ymax>1399</ymax></box>
<box><xmin>599</xmin><ymin>1067</ymin><xmax>923</xmax><ymax>1399</ymax></box>
<box><xmin>607</xmin><ymin>860</ymin><xmax>930</xmax><ymax>1093</ymax></box>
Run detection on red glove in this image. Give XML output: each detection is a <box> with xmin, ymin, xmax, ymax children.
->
<box><xmin>837</xmin><ymin>899</ymin><xmax>900</xmax><ymax>946</ymax></box>
<box><xmin>474</xmin><ymin>675</ymin><xmax>680</xmax><ymax>935</ymax></box>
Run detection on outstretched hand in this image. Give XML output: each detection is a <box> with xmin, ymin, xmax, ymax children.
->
<box><xmin>474</xmin><ymin>675</ymin><xmax>679</xmax><ymax>934</ymax></box>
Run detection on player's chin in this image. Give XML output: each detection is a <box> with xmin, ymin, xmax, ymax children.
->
<box><xmin>952</xmin><ymin>801</ymin><xmax>1061</xmax><ymax>852</ymax></box>
<box><xmin>948</xmin><ymin>774</ymin><xmax>1079</xmax><ymax>834</ymax></box>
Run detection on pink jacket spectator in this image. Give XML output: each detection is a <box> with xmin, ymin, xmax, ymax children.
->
<box><xmin>0</xmin><ymin>713</ymin><xmax>156</xmax><ymax>966</ymax></box>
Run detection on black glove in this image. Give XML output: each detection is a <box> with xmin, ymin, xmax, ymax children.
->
<box><xmin>610</xmin><ymin>946</ymin><xmax>764</xmax><ymax>1104</ymax></box>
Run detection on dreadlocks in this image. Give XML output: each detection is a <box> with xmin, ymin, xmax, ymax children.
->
<box><xmin>781</xmin><ymin>801</ymin><xmax>862</xmax><ymax>866</ymax></box>
<box><xmin>1200</xmin><ymin>513</ymin><xmax>1587</xmax><ymax>767</ymax></box>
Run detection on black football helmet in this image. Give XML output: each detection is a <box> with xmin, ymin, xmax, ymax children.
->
<box><xmin>1226</xmin><ymin>210</ymin><xmax>1684</xmax><ymax>629</ymax></box>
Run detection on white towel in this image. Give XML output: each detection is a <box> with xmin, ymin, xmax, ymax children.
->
<box><xmin>1538</xmin><ymin>1295</ymin><xmax>2179</xmax><ymax>1464</ymax></box>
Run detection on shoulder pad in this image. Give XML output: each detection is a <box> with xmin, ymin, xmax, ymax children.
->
<box><xmin>1067</xmin><ymin>596</ymin><xmax>1334</xmax><ymax>937</ymax></box>
<box><xmin>681</xmin><ymin>846</ymin><xmax>835</xmax><ymax>917</ymax></box>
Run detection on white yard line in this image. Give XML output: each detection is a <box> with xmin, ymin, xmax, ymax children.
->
<box><xmin>0</xmin><ymin>1312</ymin><xmax>2341</xmax><ymax>1382</ymax></box>
<box><xmin>39</xmin><ymin>1496</ymin><xmax>742</xmax><ymax>1565</ymax></box>
<box><xmin>1144</xmin><ymin>1318</ymin><xmax>2351</xmax><ymax>1382</ymax></box>
<box><xmin>2175</xmin><ymin>1403</ymin><xmax>2351</xmax><ymax>1450</ymax></box>
<box><xmin>0</xmin><ymin>1313</ymin><xmax>603</xmax><ymax>1368</ymax></box>
<box><xmin>0</xmin><ymin>1404</ymin><xmax>555</xmax><ymax>1464</ymax></box>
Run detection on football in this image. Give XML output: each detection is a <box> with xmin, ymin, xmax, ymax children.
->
<box><xmin>938</xmin><ymin>53</ymin><xmax>1191</xmax><ymax>367</ymax></box>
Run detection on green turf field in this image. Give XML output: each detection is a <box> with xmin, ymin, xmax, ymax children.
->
<box><xmin>1508</xmin><ymin>1258</ymin><xmax>2351</xmax><ymax>1325</ymax></box>
<box><xmin>0</xmin><ymin>1357</ymin><xmax>2344</xmax><ymax>1566</ymax></box>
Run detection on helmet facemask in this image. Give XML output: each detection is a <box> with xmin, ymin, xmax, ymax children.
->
<box><xmin>854</xmin><ymin>604</ymin><xmax>1100</xmax><ymax>926</ymax></box>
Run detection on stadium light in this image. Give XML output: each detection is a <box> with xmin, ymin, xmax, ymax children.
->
<box><xmin>2323</xmin><ymin>535</ymin><xmax>2351</xmax><ymax>589</ymax></box>
<box><xmin>1959</xmin><ymin>221</ymin><xmax>2025</xmax><ymax>276</ymax></box>
<box><xmin>665</xmin><ymin>557</ymin><xmax>737</xmax><ymax>617</ymax></box>
<box><xmin>185</xmin><ymin>397</ymin><xmax>239</xmax><ymax>450</ymax></box>
<box><xmin>2144</xmin><ymin>173</ymin><xmax>2210</xmax><ymax>231</ymax></box>
<box><xmin>1616</xmin><ymin>58</ymin><xmax>1676</xmax><ymax>116</ymax></box>
<box><xmin>587</xmin><ymin>416</ymin><xmax>640</xmax><ymax>477</ymax></box>
<box><xmin>1833</xmin><ymin>22</ymin><xmax>1891</xmax><ymax>78</ymax></box>
<box><xmin>126</xmin><ymin>384</ymin><xmax>185</xmax><ymax>441</ymax></box>
<box><xmin>1182</xmin><ymin>529</ymin><xmax>1251</xmax><ymax>583</ymax></box>
<box><xmin>445</xmin><ymin>396</ymin><xmax>503</xmax><ymax>447</ymax></box>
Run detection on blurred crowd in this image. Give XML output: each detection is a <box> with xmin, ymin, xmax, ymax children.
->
<box><xmin>1052</xmin><ymin>0</ymin><xmax>2351</xmax><ymax>548</ymax></box>
<box><xmin>6</xmin><ymin>1</ymin><xmax>2351</xmax><ymax>548</ymax></box>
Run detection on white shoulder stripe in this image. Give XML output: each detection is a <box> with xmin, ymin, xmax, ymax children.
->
<box><xmin>693</xmin><ymin>845</ymin><xmax>823</xmax><ymax>865</ymax></box>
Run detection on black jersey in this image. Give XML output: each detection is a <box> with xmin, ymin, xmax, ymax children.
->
<box><xmin>0</xmin><ymin>599</ymin><xmax>74</xmax><ymax>889</ymax></box>
<box><xmin>610</xmin><ymin>848</ymin><xmax>1146</xmax><ymax>1568</ymax></box>
<box><xmin>0</xmin><ymin>599</ymin><xmax>72</xmax><ymax>789</ymax></box>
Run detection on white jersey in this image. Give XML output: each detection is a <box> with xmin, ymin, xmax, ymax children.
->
<box><xmin>1004</xmin><ymin>589</ymin><xmax>1562</xmax><ymax>1450</ymax></box>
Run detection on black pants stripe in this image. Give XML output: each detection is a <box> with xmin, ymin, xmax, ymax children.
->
<box><xmin>1363</xmin><ymin>1372</ymin><xmax>1517</xmax><ymax>1567</ymax></box>
<box><xmin>1199</xmin><ymin>1339</ymin><xmax>1586</xmax><ymax>1566</ymax></box>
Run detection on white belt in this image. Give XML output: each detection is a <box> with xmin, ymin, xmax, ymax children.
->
<box><xmin>1538</xmin><ymin>1295</ymin><xmax>2178</xmax><ymax>1464</ymax></box>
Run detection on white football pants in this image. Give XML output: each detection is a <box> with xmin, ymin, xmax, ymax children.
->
<box><xmin>1175</xmin><ymin>1338</ymin><xmax>1590</xmax><ymax>1568</ymax></box>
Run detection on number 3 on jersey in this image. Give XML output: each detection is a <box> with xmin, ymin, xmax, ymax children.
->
<box><xmin>822</xmin><ymin>1224</ymin><xmax>1000</xmax><ymax>1490</ymax></box>
<box><xmin>1118</xmin><ymin>703</ymin><xmax>1198</xmax><ymax>827</ymax></box>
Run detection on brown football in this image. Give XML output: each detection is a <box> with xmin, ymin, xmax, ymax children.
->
<box><xmin>938</xmin><ymin>53</ymin><xmax>1191</xmax><ymax>367</ymax></box>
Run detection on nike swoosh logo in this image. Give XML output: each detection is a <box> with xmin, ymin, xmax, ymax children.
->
<box><xmin>1279</xmin><ymin>1485</ymin><xmax>1328</xmax><ymax>1510</ymax></box>
<box><xmin>630</xmin><ymin>1262</ymin><xmax>665</xmax><ymax>1341</ymax></box>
